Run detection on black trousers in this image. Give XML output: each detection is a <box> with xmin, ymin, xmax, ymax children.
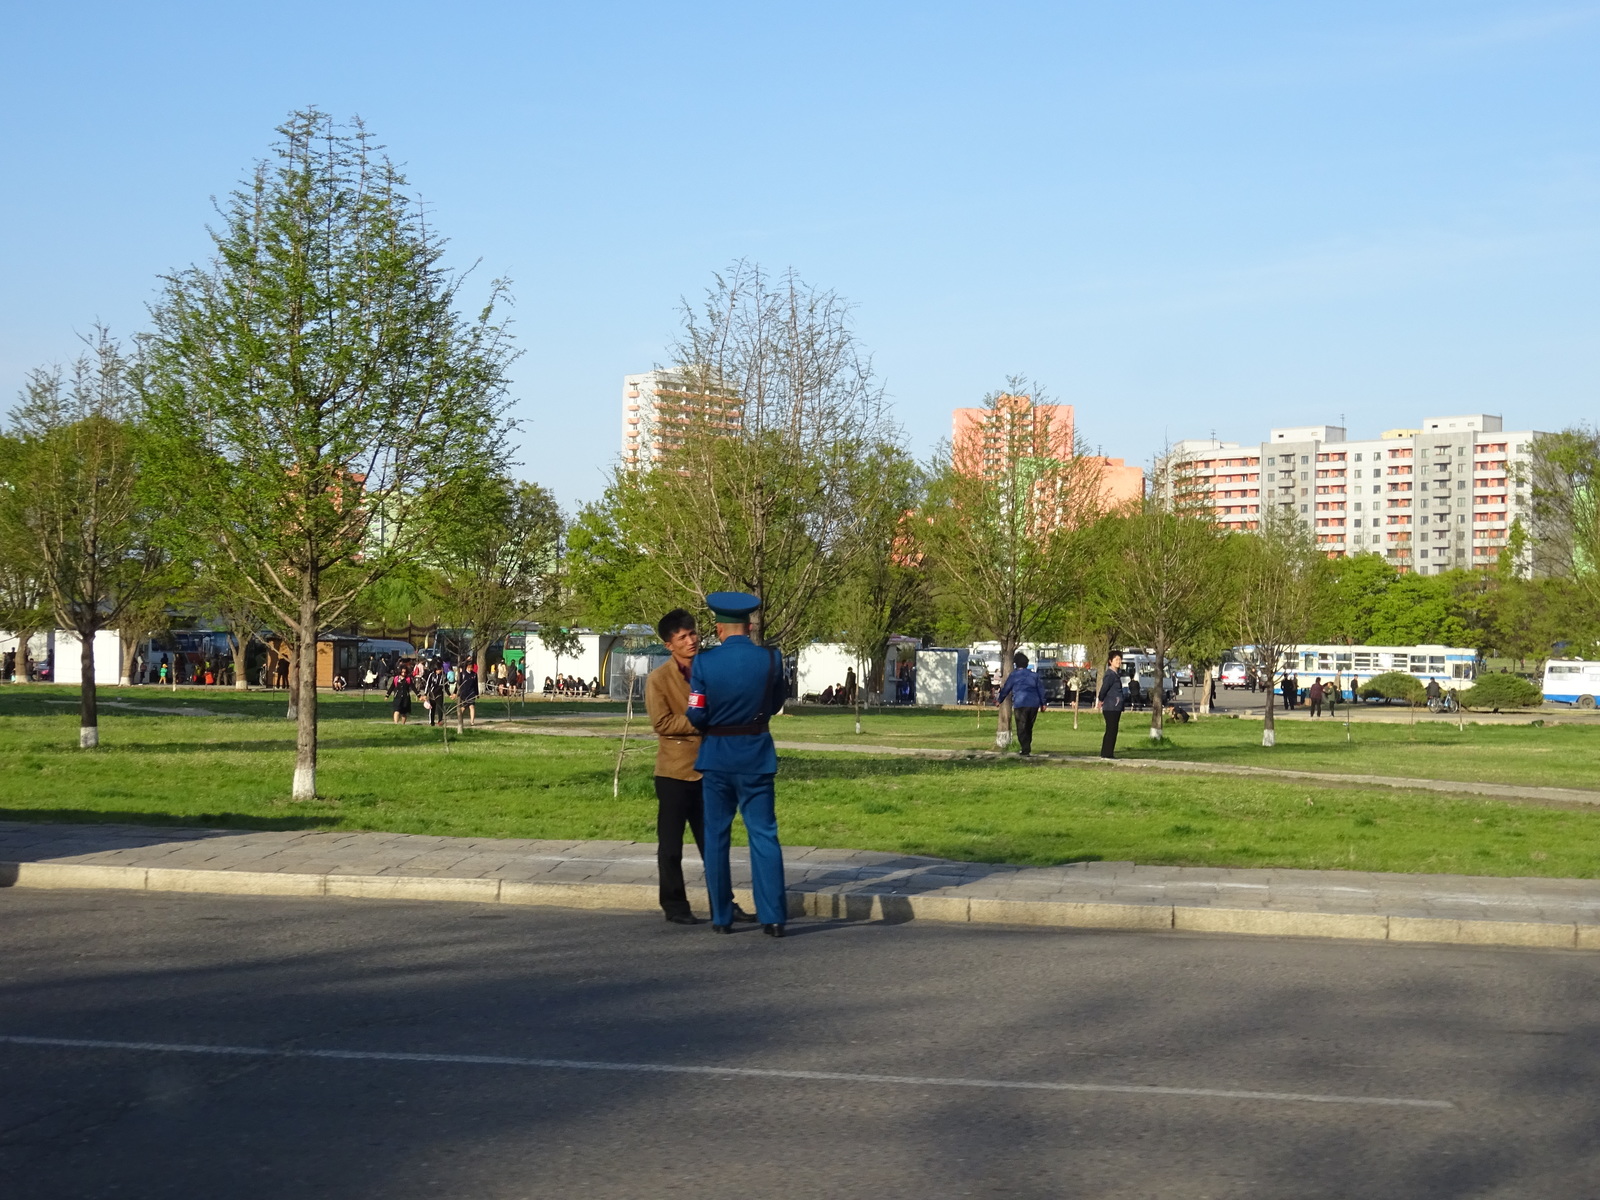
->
<box><xmin>1101</xmin><ymin>710</ymin><xmax>1122</xmax><ymax>759</ymax></box>
<box><xmin>1014</xmin><ymin>706</ymin><xmax>1039</xmax><ymax>754</ymax></box>
<box><xmin>654</xmin><ymin>776</ymin><xmax>706</xmax><ymax>916</ymax></box>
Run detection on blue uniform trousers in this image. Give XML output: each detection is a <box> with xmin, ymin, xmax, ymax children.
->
<box><xmin>702</xmin><ymin>770</ymin><xmax>786</xmax><ymax>926</ymax></box>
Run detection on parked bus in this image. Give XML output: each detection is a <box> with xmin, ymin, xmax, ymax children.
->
<box><xmin>1254</xmin><ymin>644</ymin><xmax>1478</xmax><ymax>700</ymax></box>
<box><xmin>1541</xmin><ymin>659</ymin><xmax>1600</xmax><ymax>708</ymax></box>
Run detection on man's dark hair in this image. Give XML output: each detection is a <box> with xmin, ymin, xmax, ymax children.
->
<box><xmin>657</xmin><ymin>608</ymin><xmax>697</xmax><ymax>643</ymax></box>
<box><xmin>1107</xmin><ymin>650</ymin><xmax>1123</xmax><ymax>664</ymax></box>
<box><xmin>1013</xmin><ymin>651</ymin><xmax>1029</xmax><ymax>668</ymax></box>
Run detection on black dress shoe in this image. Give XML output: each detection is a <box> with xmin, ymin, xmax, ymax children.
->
<box><xmin>762</xmin><ymin>923</ymin><xmax>785</xmax><ymax>938</ymax></box>
<box><xmin>664</xmin><ymin>912</ymin><xmax>699</xmax><ymax>925</ymax></box>
<box><xmin>731</xmin><ymin>905</ymin><xmax>757</xmax><ymax>923</ymax></box>
<box><xmin>711</xmin><ymin>923</ymin><xmax>733</xmax><ymax>934</ymax></box>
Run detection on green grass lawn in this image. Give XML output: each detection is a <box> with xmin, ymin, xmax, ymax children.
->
<box><xmin>539</xmin><ymin>704</ymin><xmax>1600</xmax><ymax>791</ymax></box>
<box><xmin>2</xmin><ymin>686</ymin><xmax>1597</xmax><ymax>879</ymax></box>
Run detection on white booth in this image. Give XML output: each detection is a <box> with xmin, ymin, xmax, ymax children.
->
<box><xmin>52</xmin><ymin>630</ymin><xmax>123</xmax><ymax>686</ymax></box>
<box><xmin>914</xmin><ymin>647</ymin><xmax>970</xmax><ymax>706</ymax></box>
<box><xmin>522</xmin><ymin>632</ymin><xmax>620</xmax><ymax>694</ymax></box>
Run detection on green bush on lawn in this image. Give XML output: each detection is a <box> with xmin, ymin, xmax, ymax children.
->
<box><xmin>1359</xmin><ymin>671</ymin><xmax>1425</xmax><ymax>705</ymax></box>
<box><xmin>1462</xmin><ymin>673</ymin><xmax>1544</xmax><ymax>711</ymax></box>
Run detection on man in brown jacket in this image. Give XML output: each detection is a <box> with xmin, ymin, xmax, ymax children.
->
<box><xmin>644</xmin><ymin>608</ymin><xmax>753</xmax><ymax>926</ymax></box>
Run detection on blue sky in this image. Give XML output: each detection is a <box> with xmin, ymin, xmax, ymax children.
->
<box><xmin>3</xmin><ymin>1</ymin><xmax>1596</xmax><ymax>509</ymax></box>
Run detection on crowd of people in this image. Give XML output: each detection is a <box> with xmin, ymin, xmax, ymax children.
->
<box><xmin>542</xmin><ymin>672</ymin><xmax>604</xmax><ymax>697</ymax></box>
<box><xmin>384</xmin><ymin>660</ymin><xmax>484</xmax><ymax>726</ymax></box>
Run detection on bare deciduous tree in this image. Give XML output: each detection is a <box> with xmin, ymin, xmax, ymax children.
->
<box><xmin>601</xmin><ymin>262</ymin><xmax>894</xmax><ymax>648</ymax></box>
<box><xmin>924</xmin><ymin>381</ymin><xmax>1109</xmax><ymax>749</ymax></box>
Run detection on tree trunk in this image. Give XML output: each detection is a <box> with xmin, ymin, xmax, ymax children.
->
<box><xmin>286</xmin><ymin>656</ymin><xmax>299</xmax><ymax>721</ymax></box>
<box><xmin>475</xmin><ymin>644</ymin><xmax>489</xmax><ymax>682</ymax></box>
<box><xmin>233</xmin><ymin>635</ymin><xmax>249</xmax><ymax>690</ymax></box>
<box><xmin>13</xmin><ymin>627</ymin><xmax>33</xmax><ymax>683</ymax></box>
<box><xmin>120</xmin><ymin>631</ymin><xmax>138</xmax><ymax>687</ymax></box>
<box><xmin>79</xmin><ymin>628</ymin><xmax>100</xmax><ymax>748</ymax></box>
<box><xmin>995</xmin><ymin>637</ymin><xmax>1016</xmax><ymax>750</ymax></box>
<box><xmin>1261</xmin><ymin>656</ymin><xmax>1277</xmax><ymax>748</ymax></box>
<box><xmin>292</xmin><ymin>571</ymin><xmax>319</xmax><ymax>800</ymax></box>
<box><xmin>1200</xmin><ymin>665</ymin><xmax>1215</xmax><ymax>715</ymax></box>
<box><xmin>1150</xmin><ymin>639</ymin><xmax>1165</xmax><ymax>741</ymax></box>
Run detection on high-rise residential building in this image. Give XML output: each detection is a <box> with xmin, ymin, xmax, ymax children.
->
<box><xmin>620</xmin><ymin>369</ymin><xmax>743</xmax><ymax>470</ymax></box>
<box><xmin>951</xmin><ymin>395</ymin><xmax>1145</xmax><ymax>508</ymax></box>
<box><xmin>1167</xmin><ymin>414</ymin><xmax>1542</xmax><ymax>572</ymax></box>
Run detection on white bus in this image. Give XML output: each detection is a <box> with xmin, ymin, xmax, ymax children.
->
<box><xmin>1541</xmin><ymin>660</ymin><xmax>1600</xmax><ymax>709</ymax></box>
<box><xmin>1239</xmin><ymin>644</ymin><xmax>1478</xmax><ymax>699</ymax></box>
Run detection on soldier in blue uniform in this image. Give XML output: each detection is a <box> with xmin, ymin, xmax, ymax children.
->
<box><xmin>686</xmin><ymin>591</ymin><xmax>790</xmax><ymax>937</ymax></box>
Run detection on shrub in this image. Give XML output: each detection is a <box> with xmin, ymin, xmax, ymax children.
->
<box><xmin>1462</xmin><ymin>673</ymin><xmax>1543</xmax><ymax>712</ymax></box>
<box><xmin>1359</xmin><ymin>671</ymin><xmax>1426</xmax><ymax>704</ymax></box>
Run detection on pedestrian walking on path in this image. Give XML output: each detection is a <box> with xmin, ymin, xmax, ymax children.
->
<box><xmin>1308</xmin><ymin>678</ymin><xmax>1325</xmax><ymax>718</ymax></box>
<box><xmin>687</xmin><ymin>591</ymin><xmax>789</xmax><ymax>937</ymax></box>
<box><xmin>457</xmin><ymin>665</ymin><xmax>479</xmax><ymax>726</ymax></box>
<box><xmin>1097</xmin><ymin>651</ymin><xmax>1126</xmax><ymax>759</ymax></box>
<box><xmin>998</xmin><ymin>651</ymin><xmax>1045</xmax><ymax>756</ymax></box>
<box><xmin>387</xmin><ymin>669</ymin><xmax>413</xmax><ymax>724</ymax></box>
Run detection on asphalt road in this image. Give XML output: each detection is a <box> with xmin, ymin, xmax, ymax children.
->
<box><xmin>2</xmin><ymin>890</ymin><xmax>1595</xmax><ymax>1199</ymax></box>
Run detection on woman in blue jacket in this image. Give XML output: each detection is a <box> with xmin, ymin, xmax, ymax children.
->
<box><xmin>998</xmin><ymin>652</ymin><xmax>1047</xmax><ymax>756</ymax></box>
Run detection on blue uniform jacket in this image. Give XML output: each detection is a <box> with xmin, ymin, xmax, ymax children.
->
<box><xmin>687</xmin><ymin>635</ymin><xmax>786</xmax><ymax>774</ymax></box>
<box><xmin>998</xmin><ymin>667</ymin><xmax>1046</xmax><ymax>709</ymax></box>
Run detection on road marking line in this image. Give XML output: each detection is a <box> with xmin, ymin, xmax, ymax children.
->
<box><xmin>0</xmin><ymin>1035</ymin><xmax>1453</xmax><ymax>1110</ymax></box>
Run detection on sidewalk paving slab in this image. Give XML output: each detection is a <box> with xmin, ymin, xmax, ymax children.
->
<box><xmin>2</xmin><ymin>819</ymin><xmax>1596</xmax><ymax>951</ymax></box>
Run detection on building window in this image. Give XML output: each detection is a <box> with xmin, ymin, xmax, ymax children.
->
<box><xmin>1301</xmin><ymin>504</ymin><xmax>1308</xmax><ymax>513</ymax></box>
<box><xmin>1300</xmin><ymin>455</ymin><xmax>1309</xmax><ymax>464</ymax></box>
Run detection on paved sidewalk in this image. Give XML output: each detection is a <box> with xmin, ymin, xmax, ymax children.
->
<box><xmin>2</xmin><ymin>820</ymin><xmax>1596</xmax><ymax>951</ymax></box>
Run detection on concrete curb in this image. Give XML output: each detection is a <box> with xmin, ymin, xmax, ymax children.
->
<box><xmin>5</xmin><ymin>860</ymin><xmax>1594</xmax><ymax>951</ymax></box>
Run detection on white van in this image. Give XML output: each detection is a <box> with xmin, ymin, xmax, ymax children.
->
<box><xmin>1541</xmin><ymin>660</ymin><xmax>1600</xmax><ymax>708</ymax></box>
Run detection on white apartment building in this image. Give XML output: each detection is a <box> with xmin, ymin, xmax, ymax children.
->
<box><xmin>1170</xmin><ymin>414</ymin><xmax>1542</xmax><ymax>573</ymax></box>
<box><xmin>620</xmin><ymin>370</ymin><xmax>743</xmax><ymax>470</ymax></box>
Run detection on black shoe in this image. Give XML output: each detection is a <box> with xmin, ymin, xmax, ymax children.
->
<box><xmin>664</xmin><ymin>912</ymin><xmax>699</xmax><ymax>925</ymax></box>
<box><xmin>762</xmin><ymin>923</ymin><xmax>785</xmax><ymax>938</ymax></box>
<box><xmin>711</xmin><ymin>924</ymin><xmax>733</xmax><ymax>934</ymax></box>
<box><xmin>731</xmin><ymin>905</ymin><xmax>757</xmax><ymax>923</ymax></box>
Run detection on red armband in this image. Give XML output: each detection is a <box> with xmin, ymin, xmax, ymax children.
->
<box><xmin>687</xmin><ymin>691</ymin><xmax>706</xmax><ymax>709</ymax></box>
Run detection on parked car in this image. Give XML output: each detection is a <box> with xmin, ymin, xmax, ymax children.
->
<box><xmin>1220</xmin><ymin>662</ymin><xmax>1248</xmax><ymax>689</ymax></box>
<box><xmin>1174</xmin><ymin>664</ymin><xmax>1195</xmax><ymax>686</ymax></box>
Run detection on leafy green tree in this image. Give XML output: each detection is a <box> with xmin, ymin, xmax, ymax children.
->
<box><xmin>8</xmin><ymin>329</ymin><xmax>167</xmax><ymax>746</ymax></box>
<box><xmin>1093</xmin><ymin>504</ymin><xmax>1230</xmax><ymax>742</ymax></box>
<box><xmin>142</xmin><ymin>109</ymin><xmax>515</xmax><ymax>799</ymax></box>
<box><xmin>565</xmin><ymin>489</ymin><xmax>675</xmax><ymax>630</ymax></box>
<box><xmin>1235</xmin><ymin>509</ymin><xmax>1323</xmax><ymax>747</ymax></box>
<box><xmin>923</xmin><ymin>381</ymin><xmax>1109</xmax><ymax>749</ymax></box>
<box><xmin>430</xmin><ymin>475</ymin><xmax>562</xmax><ymax>676</ymax></box>
<box><xmin>0</xmin><ymin>433</ymin><xmax>49</xmax><ymax>682</ymax></box>
<box><xmin>1527</xmin><ymin>427</ymin><xmax>1600</xmax><ymax>616</ymax></box>
<box><xmin>1367</xmin><ymin>572</ymin><xmax>1471</xmax><ymax>645</ymax></box>
<box><xmin>1311</xmin><ymin>553</ymin><xmax>1396</xmax><ymax>645</ymax></box>
<box><xmin>829</xmin><ymin>446</ymin><xmax>929</xmax><ymax>730</ymax></box>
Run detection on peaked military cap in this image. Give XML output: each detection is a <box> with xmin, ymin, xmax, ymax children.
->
<box><xmin>706</xmin><ymin>591</ymin><xmax>762</xmax><ymax>622</ymax></box>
